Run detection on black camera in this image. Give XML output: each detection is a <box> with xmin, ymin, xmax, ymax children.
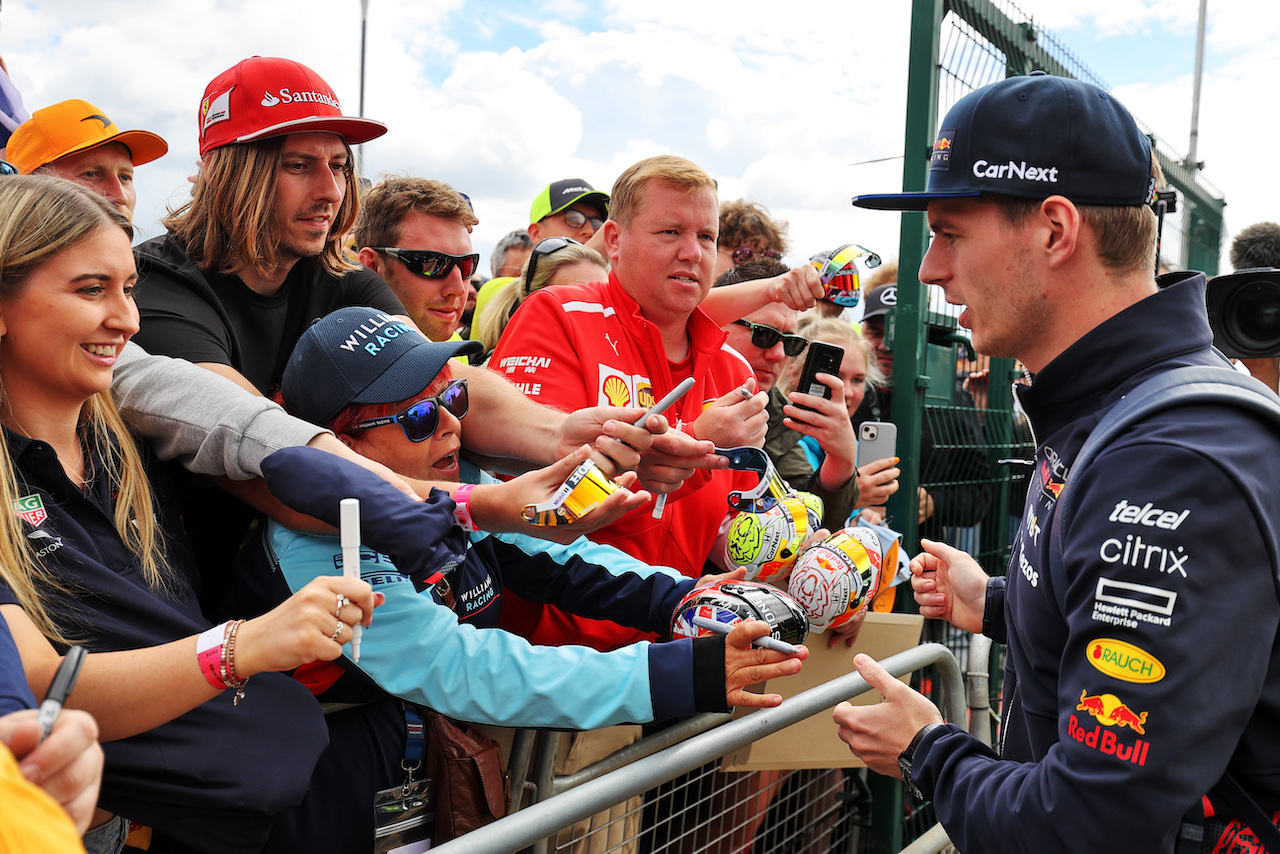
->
<box><xmin>1205</xmin><ymin>268</ymin><xmax>1280</xmax><ymax>359</ymax></box>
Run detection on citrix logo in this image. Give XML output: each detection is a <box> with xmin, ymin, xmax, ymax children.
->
<box><xmin>1099</xmin><ymin>533</ymin><xmax>1188</xmax><ymax>577</ymax></box>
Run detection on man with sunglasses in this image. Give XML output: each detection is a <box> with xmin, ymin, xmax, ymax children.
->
<box><xmin>354</xmin><ymin>176</ymin><xmax>481</xmax><ymax>346</ymax></box>
<box><xmin>528</xmin><ymin>178</ymin><xmax>610</xmax><ymax>250</ymax></box>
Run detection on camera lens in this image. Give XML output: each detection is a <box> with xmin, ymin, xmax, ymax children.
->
<box><xmin>1226</xmin><ymin>279</ymin><xmax>1280</xmax><ymax>355</ymax></box>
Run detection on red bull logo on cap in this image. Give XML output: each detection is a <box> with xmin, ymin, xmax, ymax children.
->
<box><xmin>930</xmin><ymin>129</ymin><xmax>955</xmax><ymax>170</ymax></box>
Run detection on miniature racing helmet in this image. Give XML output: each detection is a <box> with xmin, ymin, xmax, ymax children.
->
<box><xmin>671</xmin><ymin>579</ymin><xmax>810</xmax><ymax>646</ymax></box>
<box><xmin>788</xmin><ymin>529</ymin><xmax>881</xmax><ymax>631</ymax></box>
<box><xmin>722</xmin><ymin>496</ymin><xmax>818</xmax><ymax>585</ymax></box>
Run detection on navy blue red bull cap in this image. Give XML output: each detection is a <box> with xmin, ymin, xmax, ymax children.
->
<box><xmin>853</xmin><ymin>72</ymin><xmax>1156</xmax><ymax>211</ymax></box>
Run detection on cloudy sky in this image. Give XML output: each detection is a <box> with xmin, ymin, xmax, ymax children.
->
<box><xmin>3</xmin><ymin>0</ymin><xmax>1276</xmax><ymax>275</ymax></box>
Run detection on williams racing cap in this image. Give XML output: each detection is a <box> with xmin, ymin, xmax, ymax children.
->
<box><xmin>853</xmin><ymin>72</ymin><xmax>1156</xmax><ymax>211</ymax></box>
<box><xmin>198</xmin><ymin>56</ymin><xmax>387</xmax><ymax>157</ymax></box>
<box><xmin>7</xmin><ymin>99</ymin><xmax>168</xmax><ymax>174</ymax></box>
<box><xmin>530</xmin><ymin>178</ymin><xmax>610</xmax><ymax>224</ymax></box>
<box><xmin>282</xmin><ymin>307</ymin><xmax>481</xmax><ymax>427</ymax></box>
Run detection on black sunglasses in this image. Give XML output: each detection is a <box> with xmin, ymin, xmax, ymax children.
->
<box><xmin>354</xmin><ymin>378</ymin><xmax>469</xmax><ymax>442</ymax></box>
<box><xmin>0</xmin><ymin>161</ymin><xmax>18</xmax><ymax>177</ymax></box>
<box><xmin>733</xmin><ymin>319</ymin><xmax>810</xmax><ymax>357</ymax></box>
<box><xmin>525</xmin><ymin>236</ymin><xmax>581</xmax><ymax>287</ymax></box>
<box><xmin>561</xmin><ymin>209</ymin><xmax>604</xmax><ymax>231</ymax></box>
<box><xmin>375</xmin><ymin>248</ymin><xmax>480</xmax><ymax>280</ymax></box>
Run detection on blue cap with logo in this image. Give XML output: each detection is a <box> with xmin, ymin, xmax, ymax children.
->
<box><xmin>282</xmin><ymin>307</ymin><xmax>481</xmax><ymax>426</ymax></box>
<box><xmin>853</xmin><ymin>72</ymin><xmax>1156</xmax><ymax>212</ymax></box>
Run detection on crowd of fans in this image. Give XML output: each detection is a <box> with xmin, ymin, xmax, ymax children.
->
<box><xmin>0</xmin><ymin>52</ymin><xmax>915</xmax><ymax>854</ymax></box>
<box><xmin>5</xmin><ymin>46</ymin><xmax>1272</xmax><ymax>854</ymax></box>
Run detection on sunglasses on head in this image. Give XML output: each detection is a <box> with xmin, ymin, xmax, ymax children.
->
<box><xmin>561</xmin><ymin>208</ymin><xmax>604</xmax><ymax>231</ymax></box>
<box><xmin>0</xmin><ymin>161</ymin><xmax>18</xmax><ymax>177</ymax></box>
<box><xmin>525</xmin><ymin>236</ymin><xmax>581</xmax><ymax>286</ymax></box>
<box><xmin>354</xmin><ymin>378</ymin><xmax>469</xmax><ymax>442</ymax></box>
<box><xmin>733</xmin><ymin>320</ymin><xmax>810</xmax><ymax>357</ymax></box>
<box><xmin>376</xmin><ymin>248</ymin><xmax>480</xmax><ymax>280</ymax></box>
<box><xmin>731</xmin><ymin>246</ymin><xmax>782</xmax><ymax>265</ymax></box>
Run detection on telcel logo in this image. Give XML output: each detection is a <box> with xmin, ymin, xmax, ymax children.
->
<box><xmin>1109</xmin><ymin>499</ymin><xmax>1189</xmax><ymax>530</ymax></box>
<box><xmin>1087</xmin><ymin>638</ymin><xmax>1165</xmax><ymax>683</ymax></box>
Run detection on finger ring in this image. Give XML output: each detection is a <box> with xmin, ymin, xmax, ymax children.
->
<box><xmin>335</xmin><ymin>594</ymin><xmax>349</xmax><ymax>618</ymax></box>
<box><xmin>331</xmin><ymin>620</ymin><xmax>344</xmax><ymax>641</ymax></box>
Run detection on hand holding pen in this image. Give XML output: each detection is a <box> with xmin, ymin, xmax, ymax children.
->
<box><xmin>691</xmin><ymin>615</ymin><xmax>800</xmax><ymax>654</ymax></box>
<box><xmin>689</xmin><ymin>616</ymin><xmax>808</xmax><ymax>709</ymax></box>
<box><xmin>0</xmin><ymin>646</ymin><xmax>104</xmax><ymax>833</ymax></box>
<box><xmin>635</xmin><ymin>378</ymin><xmax>695</xmax><ymax>520</ymax></box>
<box><xmin>39</xmin><ymin>645</ymin><xmax>86</xmax><ymax>742</ymax></box>
<box><xmin>340</xmin><ymin>499</ymin><xmax>363</xmax><ymax>663</ymax></box>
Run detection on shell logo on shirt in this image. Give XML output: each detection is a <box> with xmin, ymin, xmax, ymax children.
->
<box><xmin>603</xmin><ymin>375</ymin><xmax>630</xmax><ymax>407</ymax></box>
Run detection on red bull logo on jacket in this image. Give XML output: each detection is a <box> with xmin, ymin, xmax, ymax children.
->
<box><xmin>1070</xmin><ymin>689</ymin><xmax>1151</xmax><ymax>766</ymax></box>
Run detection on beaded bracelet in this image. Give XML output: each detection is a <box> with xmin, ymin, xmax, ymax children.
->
<box><xmin>223</xmin><ymin>619</ymin><xmax>248</xmax><ymax>706</ymax></box>
<box><xmin>452</xmin><ymin>483</ymin><xmax>477</xmax><ymax>532</ymax></box>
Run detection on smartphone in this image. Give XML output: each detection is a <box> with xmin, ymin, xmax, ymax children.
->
<box><xmin>795</xmin><ymin>342</ymin><xmax>844</xmax><ymax>409</ymax></box>
<box><xmin>856</xmin><ymin>421</ymin><xmax>898</xmax><ymax>467</ymax></box>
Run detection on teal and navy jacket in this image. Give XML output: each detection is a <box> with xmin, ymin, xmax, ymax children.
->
<box><xmin>251</xmin><ymin>448</ymin><xmax>730</xmax><ymax>729</ymax></box>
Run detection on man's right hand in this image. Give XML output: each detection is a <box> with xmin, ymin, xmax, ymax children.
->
<box><xmin>637</xmin><ymin>429</ymin><xmax>727</xmax><ymax>495</ymax></box>
<box><xmin>0</xmin><ymin>708</ymin><xmax>104</xmax><ymax>834</ymax></box>
<box><xmin>556</xmin><ymin>406</ymin><xmax>658</xmax><ymax>477</ymax></box>
<box><xmin>691</xmin><ymin>379</ymin><xmax>768</xmax><ymax>448</ymax></box>
<box><xmin>724</xmin><ymin>619</ymin><xmax>808</xmax><ymax>707</ymax></box>
<box><xmin>910</xmin><ymin>538</ymin><xmax>989</xmax><ymax>633</ymax></box>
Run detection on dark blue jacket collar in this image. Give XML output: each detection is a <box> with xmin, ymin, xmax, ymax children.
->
<box><xmin>1017</xmin><ymin>272</ymin><xmax>1218</xmax><ymax>441</ymax></box>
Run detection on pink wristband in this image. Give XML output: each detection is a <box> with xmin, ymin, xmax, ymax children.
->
<box><xmin>196</xmin><ymin>622</ymin><xmax>231</xmax><ymax>690</ymax></box>
<box><xmin>452</xmin><ymin>483</ymin><xmax>477</xmax><ymax>532</ymax></box>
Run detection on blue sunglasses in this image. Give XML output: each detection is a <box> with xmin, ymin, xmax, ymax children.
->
<box><xmin>354</xmin><ymin>379</ymin><xmax>469</xmax><ymax>442</ymax></box>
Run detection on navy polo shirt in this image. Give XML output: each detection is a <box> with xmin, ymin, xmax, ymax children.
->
<box><xmin>0</xmin><ymin>428</ymin><xmax>331</xmax><ymax>853</ymax></box>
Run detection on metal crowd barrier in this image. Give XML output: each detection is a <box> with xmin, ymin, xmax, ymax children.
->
<box><xmin>430</xmin><ymin>642</ymin><xmax>966</xmax><ymax>854</ymax></box>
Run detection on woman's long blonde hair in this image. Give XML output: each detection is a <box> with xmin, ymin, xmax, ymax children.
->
<box><xmin>0</xmin><ymin>175</ymin><xmax>167</xmax><ymax>643</ymax></box>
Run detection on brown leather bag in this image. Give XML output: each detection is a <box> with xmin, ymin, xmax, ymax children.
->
<box><xmin>424</xmin><ymin>710</ymin><xmax>509</xmax><ymax>842</ymax></box>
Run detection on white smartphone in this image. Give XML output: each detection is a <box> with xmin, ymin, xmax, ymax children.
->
<box><xmin>856</xmin><ymin>421</ymin><xmax>898</xmax><ymax>467</ymax></box>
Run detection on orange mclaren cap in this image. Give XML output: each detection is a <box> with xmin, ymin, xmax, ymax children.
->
<box><xmin>7</xmin><ymin>98</ymin><xmax>168</xmax><ymax>174</ymax></box>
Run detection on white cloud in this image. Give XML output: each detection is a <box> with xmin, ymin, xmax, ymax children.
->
<box><xmin>3</xmin><ymin>0</ymin><xmax>1274</xmax><ymax>272</ymax></box>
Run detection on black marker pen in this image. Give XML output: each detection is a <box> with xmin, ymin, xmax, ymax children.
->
<box><xmin>38</xmin><ymin>645</ymin><xmax>86</xmax><ymax>742</ymax></box>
